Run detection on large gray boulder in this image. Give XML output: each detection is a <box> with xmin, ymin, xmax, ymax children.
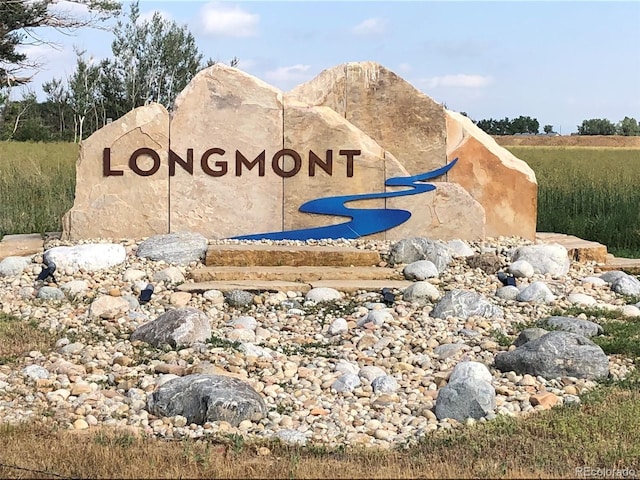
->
<box><xmin>542</xmin><ymin>316</ymin><xmax>603</xmax><ymax>338</ymax></box>
<box><xmin>130</xmin><ymin>307</ymin><xmax>211</xmax><ymax>348</ymax></box>
<box><xmin>435</xmin><ymin>369</ymin><xmax>496</xmax><ymax>422</ymax></box>
<box><xmin>388</xmin><ymin>237</ymin><xmax>452</xmax><ymax>272</ymax></box>
<box><xmin>494</xmin><ymin>331</ymin><xmax>609</xmax><ymax>380</ymax></box>
<box><xmin>147</xmin><ymin>374</ymin><xmax>267</xmax><ymax>426</ymax></box>
<box><xmin>513</xmin><ymin>327</ymin><xmax>549</xmax><ymax>347</ymax></box>
<box><xmin>136</xmin><ymin>231</ymin><xmax>208</xmax><ymax>265</ymax></box>
<box><xmin>511</xmin><ymin>244</ymin><xmax>570</xmax><ymax>277</ymax></box>
<box><xmin>403</xmin><ymin>281</ymin><xmax>441</xmax><ymax>304</ymax></box>
<box><xmin>431</xmin><ymin>289</ymin><xmax>504</xmax><ymax>320</ymax></box>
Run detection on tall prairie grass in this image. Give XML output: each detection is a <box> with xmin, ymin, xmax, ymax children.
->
<box><xmin>508</xmin><ymin>146</ymin><xmax>640</xmax><ymax>257</ymax></box>
<box><xmin>0</xmin><ymin>142</ymin><xmax>77</xmax><ymax>236</ymax></box>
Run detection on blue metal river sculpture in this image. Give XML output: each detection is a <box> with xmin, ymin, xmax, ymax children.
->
<box><xmin>233</xmin><ymin>158</ymin><xmax>458</xmax><ymax>241</ymax></box>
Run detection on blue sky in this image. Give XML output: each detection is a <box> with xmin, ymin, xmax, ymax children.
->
<box><xmin>18</xmin><ymin>1</ymin><xmax>640</xmax><ymax>133</ymax></box>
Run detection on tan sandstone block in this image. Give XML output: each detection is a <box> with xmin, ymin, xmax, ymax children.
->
<box><xmin>62</xmin><ymin>104</ymin><xmax>170</xmax><ymax>240</ymax></box>
<box><xmin>289</xmin><ymin>62</ymin><xmax>447</xmax><ymax>176</ymax></box>
<box><xmin>445</xmin><ymin>111</ymin><xmax>538</xmax><ymax>240</ymax></box>
<box><xmin>169</xmin><ymin>64</ymin><xmax>284</xmax><ymax>239</ymax></box>
<box><xmin>282</xmin><ymin>98</ymin><xmax>387</xmax><ymax>238</ymax></box>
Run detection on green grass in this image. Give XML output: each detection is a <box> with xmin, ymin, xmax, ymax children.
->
<box><xmin>0</xmin><ymin>141</ymin><xmax>77</xmax><ymax>236</ymax></box>
<box><xmin>508</xmin><ymin>146</ymin><xmax>640</xmax><ymax>257</ymax></box>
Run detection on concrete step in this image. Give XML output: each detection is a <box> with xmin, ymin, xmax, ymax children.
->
<box><xmin>191</xmin><ymin>266</ymin><xmax>402</xmax><ymax>283</ymax></box>
<box><xmin>536</xmin><ymin>232</ymin><xmax>608</xmax><ymax>263</ymax></box>
<box><xmin>206</xmin><ymin>244</ymin><xmax>381</xmax><ymax>267</ymax></box>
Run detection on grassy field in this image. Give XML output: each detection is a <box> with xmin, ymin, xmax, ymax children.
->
<box><xmin>507</xmin><ymin>146</ymin><xmax>640</xmax><ymax>257</ymax></box>
<box><xmin>0</xmin><ymin>141</ymin><xmax>639</xmax><ymax>257</ymax></box>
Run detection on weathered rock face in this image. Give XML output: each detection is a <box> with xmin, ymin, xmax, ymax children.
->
<box><xmin>446</xmin><ymin>111</ymin><xmax>538</xmax><ymax>239</ymax></box>
<box><xmin>147</xmin><ymin>374</ymin><xmax>267</xmax><ymax>426</ymax></box>
<box><xmin>169</xmin><ymin>65</ymin><xmax>284</xmax><ymax>238</ymax></box>
<box><xmin>289</xmin><ymin>62</ymin><xmax>447</xmax><ymax>175</ymax></box>
<box><xmin>494</xmin><ymin>331</ymin><xmax>609</xmax><ymax>380</ymax></box>
<box><xmin>62</xmin><ymin>104</ymin><xmax>170</xmax><ymax>240</ymax></box>
<box><xmin>130</xmin><ymin>308</ymin><xmax>212</xmax><ymax>348</ymax></box>
<box><xmin>62</xmin><ymin>62</ymin><xmax>536</xmax><ymax>242</ymax></box>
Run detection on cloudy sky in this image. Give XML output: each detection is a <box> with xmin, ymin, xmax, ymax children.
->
<box><xmin>17</xmin><ymin>1</ymin><xmax>640</xmax><ymax>134</ymax></box>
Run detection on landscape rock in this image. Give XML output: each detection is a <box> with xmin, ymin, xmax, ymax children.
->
<box><xmin>511</xmin><ymin>244</ymin><xmax>570</xmax><ymax>277</ymax></box>
<box><xmin>566</xmin><ymin>293</ymin><xmax>597</xmax><ymax>306</ymax></box>
<box><xmin>36</xmin><ymin>287</ymin><xmax>65</xmax><ymax>301</ymax></box>
<box><xmin>305</xmin><ymin>287</ymin><xmax>342</xmax><ymax>303</ymax></box>
<box><xmin>447</xmin><ymin>240</ymin><xmax>475</xmax><ymax>257</ymax></box>
<box><xmin>402</xmin><ymin>260</ymin><xmax>439</xmax><ymax>281</ymax></box>
<box><xmin>44</xmin><ymin>244</ymin><xmax>126</xmax><ymax>273</ymax></box>
<box><xmin>513</xmin><ymin>328</ymin><xmax>549</xmax><ymax>347</ymax></box>
<box><xmin>494</xmin><ymin>331</ymin><xmax>609</xmax><ymax>380</ymax></box>
<box><xmin>581</xmin><ymin>276</ymin><xmax>606</xmax><ymax>287</ymax></box>
<box><xmin>448</xmin><ymin>361</ymin><xmax>493</xmax><ymax>384</ymax></box>
<box><xmin>358</xmin><ymin>309</ymin><xmax>393</xmax><ymax>327</ymax></box>
<box><xmin>542</xmin><ymin>316</ymin><xmax>603</xmax><ymax>337</ymax></box>
<box><xmin>387</xmin><ymin>237</ymin><xmax>452</xmax><ymax>272</ymax></box>
<box><xmin>621</xmin><ymin>305</ymin><xmax>640</xmax><ymax>317</ymax></box>
<box><xmin>599</xmin><ymin>271</ymin><xmax>628</xmax><ymax>284</ymax></box>
<box><xmin>496</xmin><ymin>286</ymin><xmax>519</xmax><ymax>301</ymax></box>
<box><xmin>60</xmin><ymin>280</ymin><xmax>89</xmax><ymax>300</ymax></box>
<box><xmin>225</xmin><ymin>290</ymin><xmax>255</xmax><ymax>308</ymax></box>
<box><xmin>435</xmin><ymin>377</ymin><xmax>496</xmax><ymax>421</ymax></box>
<box><xmin>331</xmin><ymin>373</ymin><xmax>361</xmax><ymax>393</ymax></box>
<box><xmin>358</xmin><ymin>366</ymin><xmax>387</xmax><ymax>382</ymax></box>
<box><xmin>402</xmin><ymin>281</ymin><xmax>441</xmax><ymax>304</ymax></box>
<box><xmin>508</xmin><ymin>260</ymin><xmax>535</xmax><ymax>278</ymax></box>
<box><xmin>0</xmin><ymin>256</ymin><xmax>31</xmax><ymax>277</ymax></box>
<box><xmin>516</xmin><ymin>281</ymin><xmax>556</xmax><ymax>303</ymax></box>
<box><xmin>131</xmin><ymin>307</ymin><xmax>211</xmax><ymax>348</ymax></box>
<box><xmin>229</xmin><ymin>316</ymin><xmax>258</xmax><ymax>331</ymax></box>
<box><xmin>89</xmin><ymin>295</ymin><xmax>130</xmax><ymax>319</ymax></box>
<box><xmin>371</xmin><ymin>375</ymin><xmax>399</xmax><ymax>393</ymax></box>
<box><xmin>147</xmin><ymin>374</ymin><xmax>267</xmax><ymax>426</ymax></box>
<box><xmin>137</xmin><ymin>232</ymin><xmax>208</xmax><ymax>265</ymax></box>
<box><xmin>431</xmin><ymin>289</ymin><xmax>504</xmax><ymax>320</ymax></box>
<box><xmin>610</xmin><ymin>275</ymin><xmax>640</xmax><ymax>296</ymax></box>
<box><xmin>153</xmin><ymin>266</ymin><xmax>185</xmax><ymax>284</ymax></box>
<box><xmin>328</xmin><ymin>318</ymin><xmax>348</xmax><ymax>335</ymax></box>
<box><xmin>466</xmin><ymin>253</ymin><xmax>503</xmax><ymax>274</ymax></box>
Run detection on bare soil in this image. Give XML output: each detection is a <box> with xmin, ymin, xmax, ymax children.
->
<box><xmin>493</xmin><ymin>135</ymin><xmax>640</xmax><ymax>148</ymax></box>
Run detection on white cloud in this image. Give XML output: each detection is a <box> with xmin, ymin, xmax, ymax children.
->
<box><xmin>199</xmin><ymin>2</ymin><xmax>259</xmax><ymax>38</ymax></box>
<box><xmin>352</xmin><ymin>18</ymin><xmax>387</xmax><ymax>35</ymax></box>
<box><xmin>265</xmin><ymin>64</ymin><xmax>312</xmax><ymax>83</ymax></box>
<box><xmin>421</xmin><ymin>74</ymin><xmax>493</xmax><ymax>89</ymax></box>
<box><xmin>137</xmin><ymin>10</ymin><xmax>172</xmax><ymax>25</ymax></box>
<box><xmin>47</xmin><ymin>1</ymin><xmax>90</xmax><ymax>17</ymax></box>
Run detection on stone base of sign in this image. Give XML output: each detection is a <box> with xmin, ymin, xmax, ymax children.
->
<box><xmin>191</xmin><ymin>266</ymin><xmax>403</xmax><ymax>282</ymax></box>
<box><xmin>0</xmin><ymin>233</ymin><xmax>44</xmax><ymax>261</ymax></box>
<box><xmin>536</xmin><ymin>232</ymin><xmax>608</xmax><ymax>263</ymax></box>
<box><xmin>205</xmin><ymin>244</ymin><xmax>381</xmax><ymax>267</ymax></box>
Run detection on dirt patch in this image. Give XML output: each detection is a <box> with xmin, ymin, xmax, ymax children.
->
<box><xmin>493</xmin><ymin>135</ymin><xmax>640</xmax><ymax>148</ymax></box>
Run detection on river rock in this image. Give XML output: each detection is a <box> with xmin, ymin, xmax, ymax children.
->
<box><xmin>137</xmin><ymin>232</ymin><xmax>208</xmax><ymax>265</ymax></box>
<box><xmin>402</xmin><ymin>281</ymin><xmax>441</xmax><ymax>304</ymax></box>
<box><xmin>130</xmin><ymin>307</ymin><xmax>211</xmax><ymax>348</ymax></box>
<box><xmin>542</xmin><ymin>316</ymin><xmax>603</xmax><ymax>338</ymax></box>
<box><xmin>153</xmin><ymin>266</ymin><xmax>185</xmax><ymax>284</ymax></box>
<box><xmin>331</xmin><ymin>373</ymin><xmax>361</xmax><ymax>393</ymax></box>
<box><xmin>447</xmin><ymin>239</ymin><xmax>475</xmax><ymax>257</ymax></box>
<box><xmin>89</xmin><ymin>295</ymin><xmax>131</xmax><ymax>319</ymax></box>
<box><xmin>403</xmin><ymin>260</ymin><xmax>439</xmax><ymax>281</ymax></box>
<box><xmin>567</xmin><ymin>293</ymin><xmax>597</xmax><ymax>306</ymax></box>
<box><xmin>36</xmin><ymin>287</ymin><xmax>65</xmax><ymax>300</ymax></box>
<box><xmin>388</xmin><ymin>237</ymin><xmax>452</xmax><ymax>272</ymax></box>
<box><xmin>435</xmin><ymin>376</ymin><xmax>496</xmax><ymax>421</ymax></box>
<box><xmin>511</xmin><ymin>244</ymin><xmax>570</xmax><ymax>277</ymax></box>
<box><xmin>305</xmin><ymin>287</ymin><xmax>342</xmax><ymax>303</ymax></box>
<box><xmin>225</xmin><ymin>290</ymin><xmax>255</xmax><ymax>308</ymax></box>
<box><xmin>60</xmin><ymin>280</ymin><xmax>89</xmax><ymax>300</ymax></box>
<box><xmin>431</xmin><ymin>289</ymin><xmax>504</xmax><ymax>320</ymax></box>
<box><xmin>516</xmin><ymin>281</ymin><xmax>556</xmax><ymax>303</ymax></box>
<box><xmin>0</xmin><ymin>256</ymin><xmax>31</xmax><ymax>277</ymax></box>
<box><xmin>44</xmin><ymin>244</ymin><xmax>126</xmax><ymax>273</ymax></box>
<box><xmin>494</xmin><ymin>331</ymin><xmax>609</xmax><ymax>380</ymax></box>
<box><xmin>496</xmin><ymin>285</ymin><xmax>519</xmax><ymax>301</ymax></box>
<box><xmin>466</xmin><ymin>253</ymin><xmax>503</xmax><ymax>274</ymax></box>
<box><xmin>147</xmin><ymin>374</ymin><xmax>267</xmax><ymax>426</ymax></box>
<box><xmin>448</xmin><ymin>361</ymin><xmax>493</xmax><ymax>384</ymax></box>
<box><xmin>599</xmin><ymin>271</ymin><xmax>628</xmax><ymax>284</ymax></box>
<box><xmin>610</xmin><ymin>275</ymin><xmax>640</xmax><ymax>296</ymax></box>
<box><xmin>513</xmin><ymin>327</ymin><xmax>549</xmax><ymax>347</ymax></box>
<box><xmin>371</xmin><ymin>375</ymin><xmax>399</xmax><ymax>393</ymax></box>
<box><xmin>509</xmin><ymin>260</ymin><xmax>534</xmax><ymax>278</ymax></box>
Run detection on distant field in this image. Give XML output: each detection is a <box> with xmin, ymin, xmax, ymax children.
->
<box><xmin>0</xmin><ymin>141</ymin><xmax>639</xmax><ymax>257</ymax></box>
<box><xmin>495</xmin><ymin>135</ymin><xmax>640</xmax><ymax>148</ymax></box>
<box><xmin>507</xmin><ymin>146</ymin><xmax>640</xmax><ymax>257</ymax></box>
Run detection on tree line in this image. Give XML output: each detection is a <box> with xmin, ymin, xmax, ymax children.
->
<box><xmin>1</xmin><ymin>1</ymin><xmax>638</xmax><ymax>142</ymax></box>
<box><xmin>0</xmin><ymin>0</ymin><xmax>235</xmax><ymax>142</ymax></box>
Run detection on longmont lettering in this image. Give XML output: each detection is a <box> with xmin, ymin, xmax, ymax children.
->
<box><xmin>102</xmin><ymin>148</ymin><xmax>362</xmax><ymax>178</ymax></box>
